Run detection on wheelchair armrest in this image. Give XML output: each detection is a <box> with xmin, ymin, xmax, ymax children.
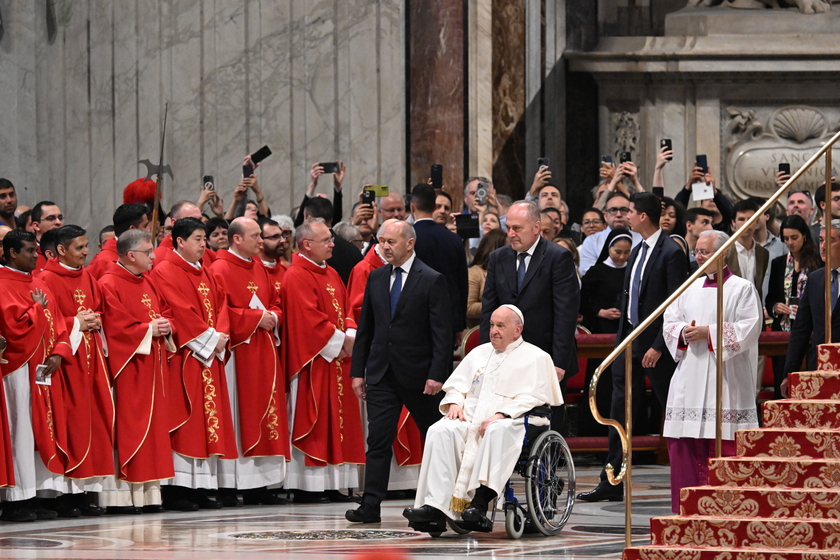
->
<box><xmin>526</xmin><ymin>405</ymin><xmax>552</xmax><ymax>419</ymax></box>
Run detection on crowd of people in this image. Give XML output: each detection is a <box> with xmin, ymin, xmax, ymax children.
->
<box><xmin>0</xmin><ymin>144</ymin><xmax>833</xmax><ymax>525</ymax></box>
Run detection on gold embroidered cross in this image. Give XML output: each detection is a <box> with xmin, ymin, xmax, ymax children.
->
<box><xmin>326</xmin><ymin>283</ymin><xmax>335</xmax><ymax>297</ymax></box>
<box><xmin>197</xmin><ymin>282</ymin><xmax>210</xmax><ymax>297</ymax></box>
<box><xmin>247</xmin><ymin>281</ymin><xmax>259</xmax><ymax>295</ymax></box>
<box><xmin>141</xmin><ymin>294</ymin><xmax>153</xmax><ymax>308</ymax></box>
<box><xmin>274</xmin><ymin>281</ymin><xmax>281</xmax><ymax>292</ymax></box>
<box><xmin>73</xmin><ymin>288</ymin><xmax>87</xmax><ymax>307</ymax></box>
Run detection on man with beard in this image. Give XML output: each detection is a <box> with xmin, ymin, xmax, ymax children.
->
<box><xmin>258</xmin><ymin>218</ymin><xmax>289</xmax><ymax>289</ymax></box>
<box><xmin>0</xmin><ymin>179</ymin><xmax>18</xmax><ymax>228</ymax></box>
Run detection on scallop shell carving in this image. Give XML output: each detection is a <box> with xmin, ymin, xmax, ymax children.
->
<box><xmin>772</xmin><ymin>107</ymin><xmax>827</xmax><ymax>144</ymax></box>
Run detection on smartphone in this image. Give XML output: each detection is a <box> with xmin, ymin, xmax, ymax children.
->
<box><xmin>430</xmin><ymin>164</ymin><xmax>443</xmax><ymax>190</ymax></box>
<box><xmin>601</xmin><ymin>155</ymin><xmax>613</xmax><ymax>164</ymax></box>
<box><xmin>251</xmin><ymin>145</ymin><xmax>272</xmax><ymax>165</ymax></box>
<box><xmin>242</xmin><ymin>162</ymin><xmax>254</xmax><ymax>177</ymax></box>
<box><xmin>476</xmin><ymin>182</ymin><xmax>489</xmax><ymax>205</ymax></box>
<box><xmin>362</xmin><ymin>188</ymin><xmax>376</xmax><ymax>206</ymax></box>
<box><xmin>789</xmin><ymin>296</ymin><xmax>800</xmax><ymax>306</ymax></box>
<box><xmin>652</xmin><ymin>186</ymin><xmax>664</xmax><ymax>199</ymax></box>
<box><xmin>367</xmin><ymin>185</ymin><xmax>389</xmax><ymax>197</ymax></box>
<box><xmin>319</xmin><ymin>162</ymin><xmax>340</xmax><ymax>174</ymax></box>
<box><xmin>779</xmin><ymin>163</ymin><xmax>791</xmax><ymax>175</ymax></box>
<box><xmin>202</xmin><ymin>175</ymin><xmax>214</xmax><ymax>191</ymax></box>
<box><xmin>696</xmin><ymin>154</ymin><xmax>708</xmax><ymax>174</ymax></box>
<box><xmin>537</xmin><ymin>157</ymin><xmax>550</xmax><ymax>169</ymax></box>
<box><xmin>455</xmin><ymin>213</ymin><xmax>480</xmax><ymax>239</ymax></box>
<box><xmin>660</xmin><ymin>139</ymin><xmax>673</xmax><ymax>161</ymax></box>
<box><xmin>619</xmin><ymin>152</ymin><xmax>632</xmax><ymax>164</ymax></box>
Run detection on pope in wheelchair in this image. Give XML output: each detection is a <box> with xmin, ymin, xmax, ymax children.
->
<box><xmin>403</xmin><ymin>304</ymin><xmax>566</xmax><ymax>535</ymax></box>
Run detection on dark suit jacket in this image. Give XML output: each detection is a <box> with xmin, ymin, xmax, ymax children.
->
<box><xmin>614</xmin><ymin>230</ymin><xmax>688</xmax><ymax>356</ymax></box>
<box><xmin>783</xmin><ymin>267</ymin><xmax>840</xmax><ymax>373</ymax></box>
<box><xmin>350</xmin><ymin>257</ymin><xmax>453</xmax><ymax>390</ymax></box>
<box><xmin>413</xmin><ymin>219</ymin><xmax>469</xmax><ymax>333</ymax></box>
<box><xmin>726</xmin><ymin>242</ymin><xmax>769</xmax><ymax>301</ymax></box>
<box><xmin>327</xmin><ymin>228</ymin><xmax>363</xmax><ymax>285</ymax></box>
<box><xmin>480</xmin><ymin>236</ymin><xmax>580</xmax><ymax>377</ymax></box>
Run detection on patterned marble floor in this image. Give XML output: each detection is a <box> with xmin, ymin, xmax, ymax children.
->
<box><xmin>0</xmin><ymin>465</ymin><xmax>672</xmax><ymax>560</ymax></box>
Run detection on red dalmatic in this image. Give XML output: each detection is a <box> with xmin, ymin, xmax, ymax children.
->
<box><xmin>87</xmin><ymin>237</ymin><xmax>119</xmax><ymax>280</ymax></box>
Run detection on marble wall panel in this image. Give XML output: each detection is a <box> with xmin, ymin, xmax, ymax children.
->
<box><xmin>89</xmin><ymin>2</ymin><xmax>116</xmax><ymax>218</ymax></box>
<box><xmin>408</xmin><ymin>0</ymin><xmax>465</xmax><ymax>207</ymax></box>
<box><xmin>377</xmin><ymin>0</ymin><xmax>406</xmax><ymax>192</ymax></box>
<box><xmin>467</xmin><ymin>0</ymin><xmax>493</xmax><ymax>181</ymax></box>
<box><xmin>112</xmin><ymin>1</ymin><xmax>139</xmax><ymax>197</ymax></box>
<box><xmin>64</xmin><ymin>0</ymin><xmax>92</xmax><ymax>226</ymax></box>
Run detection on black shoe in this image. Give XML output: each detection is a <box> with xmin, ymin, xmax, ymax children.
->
<box><xmin>0</xmin><ymin>507</ymin><xmax>37</xmax><ymax>522</ymax></box>
<box><xmin>217</xmin><ymin>491</ymin><xmax>243</xmax><ymax>508</ymax></box>
<box><xmin>292</xmin><ymin>490</ymin><xmax>330</xmax><ymax>504</ymax></box>
<box><xmin>194</xmin><ymin>496</ymin><xmax>223</xmax><ymax>510</ymax></box>
<box><xmin>325</xmin><ymin>490</ymin><xmax>353</xmax><ymax>503</ymax></box>
<box><xmin>345</xmin><ymin>503</ymin><xmax>381</xmax><ymax>523</ymax></box>
<box><xmin>460</xmin><ymin>506</ymin><xmax>493</xmax><ymax>532</ymax></box>
<box><xmin>403</xmin><ymin>504</ymin><xmax>446</xmax><ymax>523</ymax></box>
<box><xmin>577</xmin><ymin>483</ymin><xmax>623</xmax><ymax>502</ymax></box>
<box><xmin>80</xmin><ymin>504</ymin><xmax>105</xmax><ymax>517</ymax></box>
<box><xmin>54</xmin><ymin>504</ymin><xmax>81</xmax><ymax>518</ymax></box>
<box><xmin>106</xmin><ymin>506</ymin><xmax>142</xmax><ymax>515</ymax></box>
<box><xmin>163</xmin><ymin>498</ymin><xmax>199</xmax><ymax>512</ymax></box>
<box><xmin>242</xmin><ymin>489</ymin><xmax>286</xmax><ymax>506</ymax></box>
<box><xmin>34</xmin><ymin>506</ymin><xmax>59</xmax><ymax>520</ymax></box>
<box><xmin>142</xmin><ymin>505</ymin><xmax>165</xmax><ymax>514</ymax></box>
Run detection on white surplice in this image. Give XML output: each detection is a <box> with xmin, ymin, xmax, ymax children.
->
<box><xmin>662</xmin><ymin>272</ymin><xmax>762</xmax><ymax>440</ymax></box>
<box><xmin>414</xmin><ymin>338</ymin><xmax>563</xmax><ymax>519</ymax></box>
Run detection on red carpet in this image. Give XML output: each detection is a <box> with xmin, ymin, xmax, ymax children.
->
<box><xmin>624</xmin><ymin>343</ymin><xmax>840</xmax><ymax>560</ymax></box>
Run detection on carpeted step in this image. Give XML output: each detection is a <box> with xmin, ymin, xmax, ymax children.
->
<box><xmin>762</xmin><ymin>400</ymin><xmax>840</xmax><ymax>429</ymax></box>
<box><xmin>650</xmin><ymin>515</ymin><xmax>840</xmax><ymax>549</ymax></box>
<box><xmin>789</xmin><ymin>371</ymin><xmax>840</xmax><ymax>400</ymax></box>
<box><xmin>708</xmin><ymin>457</ymin><xmax>840</xmax><ymax>488</ymax></box>
<box><xmin>736</xmin><ymin>428</ymin><xmax>840</xmax><ymax>458</ymax></box>
<box><xmin>624</xmin><ymin>545</ymin><xmax>840</xmax><ymax>560</ymax></box>
<box><xmin>679</xmin><ymin>485</ymin><xmax>840</xmax><ymax>518</ymax></box>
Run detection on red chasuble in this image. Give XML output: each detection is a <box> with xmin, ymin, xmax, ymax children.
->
<box><xmin>208</xmin><ymin>251</ymin><xmax>290</xmax><ymax>458</ymax></box>
<box><xmin>98</xmin><ymin>263</ymin><xmax>175</xmax><ymax>482</ymax></box>
<box><xmin>281</xmin><ymin>254</ymin><xmax>364</xmax><ymax>467</ymax></box>
<box><xmin>0</xmin><ymin>267</ymin><xmax>73</xmax><ymax>476</ymax></box>
<box><xmin>35</xmin><ymin>246</ymin><xmax>48</xmax><ymax>272</ymax></box>
<box><xmin>346</xmin><ymin>249</ymin><xmax>424</xmax><ymax>467</ymax></box>
<box><xmin>38</xmin><ymin>260</ymin><xmax>115</xmax><ymax>479</ymax></box>
<box><xmin>149</xmin><ymin>251</ymin><xmax>236</xmax><ymax>459</ymax></box>
<box><xmin>261</xmin><ymin>260</ymin><xmax>287</xmax><ymax>293</ymax></box>
<box><xmin>87</xmin><ymin>237</ymin><xmax>118</xmax><ymax>280</ymax></box>
<box><xmin>153</xmin><ymin>236</ymin><xmax>215</xmax><ymax>268</ymax></box>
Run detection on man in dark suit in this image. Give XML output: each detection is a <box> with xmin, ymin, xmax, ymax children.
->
<box><xmin>578</xmin><ymin>191</ymin><xmax>688</xmax><ymax>502</ymax></box>
<box><xmin>303</xmin><ymin>196</ymin><xmax>362</xmax><ymax>283</ymax></box>
<box><xmin>346</xmin><ymin>220</ymin><xmax>452</xmax><ymax>523</ymax></box>
<box><xmin>783</xmin><ymin>220</ymin><xmax>840</xmax><ymax>392</ymax></box>
<box><xmin>411</xmin><ymin>184</ymin><xmax>469</xmax><ymax>344</ymax></box>
<box><xmin>480</xmin><ymin>200</ymin><xmax>580</xmax><ymax>432</ymax></box>
<box><xmin>726</xmin><ymin>198</ymin><xmax>770</xmax><ymax>301</ymax></box>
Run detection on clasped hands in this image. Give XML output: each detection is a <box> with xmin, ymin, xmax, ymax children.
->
<box><xmin>445</xmin><ymin>404</ymin><xmax>506</xmax><ymax>437</ymax></box>
<box><xmin>683</xmin><ymin>320</ymin><xmax>709</xmax><ymax>343</ymax></box>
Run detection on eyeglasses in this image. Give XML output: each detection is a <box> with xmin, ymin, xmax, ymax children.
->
<box><xmin>262</xmin><ymin>234</ymin><xmax>283</xmax><ymax>241</ymax></box>
<box><xmin>129</xmin><ymin>249</ymin><xmax>154</xmax><ymax>257</ymax></box>
<box><xmin>789</xmin><ymin>190</ymin><xmax>813</xmax><ymax>202</ymax></box>
<box><xmin>582</xmin><ymin>219</ymin><xmax>603</xmax><ymax>226</ymax></box>
<box><xmin>606</xmin><ymin>207</ymin><xmax>630</xmax><ymax>216</ymax></box>
<box><xmin>281</xmin><ymin>231</ymin><xmax>292</xmax><ymax>238</ymax></box>
<box><xmin>691</xmin><ymin>249</ymin><xmax>714</xmax><ymax>257</ymax></box>
<box><xmin>304</xmin><ymin>236</ymin><xmax>335</xmax><ymax>245</ymax></box>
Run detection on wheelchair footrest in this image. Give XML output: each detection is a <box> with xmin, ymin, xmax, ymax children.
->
<box><xmin>458</xmin><ymin>516</ymin><xmax>493</xmax><ymax>533</ymax></box>
<box><xmin>409</xmin><ymin>519</ymin><xmax>447</xmax><ymax>534</ymax></box>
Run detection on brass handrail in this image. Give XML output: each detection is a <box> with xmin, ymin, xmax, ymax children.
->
<box><xmin>590</xmin><ymin>128</ymin><xmax>840</xmax><ymax>548</ymax></box>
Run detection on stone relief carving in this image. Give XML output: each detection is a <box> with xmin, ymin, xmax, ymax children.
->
<box><xmin>724</xmin><ymin>105</ymin><xmax>840</xmax><ymax>200</ymax></box>
<box><xmin>686</xmin><ymin>0</ymin><xmax>833</xmax><ymax>14</ymax></box>
<box><xmin>611</xmin><ymin>111</ymin><xmax>640</xmax><ymax>161</ymax></box>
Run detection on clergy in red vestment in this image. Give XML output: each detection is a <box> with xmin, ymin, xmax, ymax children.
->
<box><xmin>281</xmin><ymin>218</ymin><xmax>365</xmax><ymax>502</ymax></box>
<box><xmin>31</xmin><ymin>201</ymin><xmax>64</xmax><ymax>272</ymax></box>
<box><xmin>258</xmin><ymin>218</ymin><xmax>288</xmax><ymax>291</ymax></box>
<box><xmin>0</xmin><ymin>230</ymin><xmax>73</xmax><ymax>522</ymax></box>
<box><xmin>38</xmin><ymin>226</ymin><xmax>115</xmax><ymax>515</ymax></box>
<box><xmin>208</xmin><ymin>218</ymin><xmax>290</xmax><ymax>505</ymax></box>
<box><xmin>347</xmin><ymin>229</ymin><xmax>424</xmax><ymax>487</ymax></box>
<box><xmin>97</xmin><ymin>229</ymin><xmax>176</xmax><ymax>513</ymax></box>
<box><xmin>149</xmin><ymin>217</ymin><xmax>236</xmax><ymax>511</ymax></box>
<box><xmin>87</xmin><ymin>204</ymin><xmax>150</xmax><ymax>280</ymax></box>
<box><xmin>153</xmin><ymin>202</ymin><xmax>215</xmax><ymax>267</ymax></box>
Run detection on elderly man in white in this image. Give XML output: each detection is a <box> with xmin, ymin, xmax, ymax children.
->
<box><xmin>403</xmin><ymin>304</ymin><xmax>563</xmax><ymax>531</ymax></box>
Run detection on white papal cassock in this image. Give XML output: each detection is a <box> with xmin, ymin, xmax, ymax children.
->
<box><xmin>414</xmin><ymin>337</ymin><xmax>563</xmax><ymax>520</ymax></box>
<box><xmin>662</xmin><ymin>271</ymin><xmax>762</xmax><ymax>440</ymax></box>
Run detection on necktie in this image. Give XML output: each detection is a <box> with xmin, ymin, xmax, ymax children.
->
<box><xmin>517</xmin><ymin>253</ymin><xmax>528</xmax><ymax>292</ymax></box>
<box><xmin>630</xmin><ymin>242</ymin><xmax>649</xmax><ymax>326</ymax></box>
<box><xmin>390</xmin><ymin>267</ymin><xmax>403</xmax><ymax>317</ymax></box>
<box><xmin>832</xmin><ymin>269</ymin><xmax>838</xmax><ymax>310</ymax></box>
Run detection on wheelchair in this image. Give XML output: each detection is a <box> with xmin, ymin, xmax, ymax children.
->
<box><xmin>411</xmin><ymin>406</ymin><xmax>576</xmax><ymax>539</ymax></box>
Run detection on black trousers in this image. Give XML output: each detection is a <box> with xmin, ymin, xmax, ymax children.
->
<box><xmin>362</xmin><ymin>367</ymin><xmax>444</xmax><ymax>507</ymax></box>
<box><xmin>599</xmin><ymin>344</ymin><xmax>674</xmax><ymax>484</ymax></box>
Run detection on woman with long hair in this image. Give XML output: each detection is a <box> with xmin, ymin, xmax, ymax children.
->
<box><xmin>466</xmin><ymin>229</ymin><xmax>508</xmax><ymax>328</ymax></box>
<box><xmin>766</xmin><ymin>214</ymin><xmax>822</xmax><ymax>398</ymax></box>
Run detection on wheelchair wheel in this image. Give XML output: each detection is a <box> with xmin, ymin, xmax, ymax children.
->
<box><xmin>524</xmin><ymin>430</ymin><xmax>575</xmax><ymax>536</ymax></box>
<box><xmin>504</xmin><ymin>506</ymin><xmax>525</xmax><ymax>539</ymax></box>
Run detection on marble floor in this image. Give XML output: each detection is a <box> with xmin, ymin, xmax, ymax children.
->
<box><xmin>0</xmin><ymin>465</ymin><xmax>672</xmax><ymax>560</ymax></box>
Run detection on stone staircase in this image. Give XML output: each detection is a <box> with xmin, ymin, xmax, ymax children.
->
<box><xmin>623</xmin><ymin>343</ymin><xmax>840</xmax><ymax>560</ymax></box>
